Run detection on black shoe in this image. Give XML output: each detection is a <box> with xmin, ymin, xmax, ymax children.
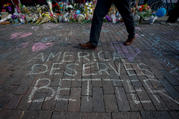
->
<box><xmin>124</xmin><ymin>37</ymin><xmax>135</xmax><ymax>46</ymax></box>
<box><xmin>79</xmin><ymin>42</ymin><xmax>97</xmax><ymax>50</ymax></box>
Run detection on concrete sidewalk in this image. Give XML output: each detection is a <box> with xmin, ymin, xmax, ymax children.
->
<box><xmin>0</xmin><ymin>22</ymin><xmax>179</xmax><ymax>119</ymax></box>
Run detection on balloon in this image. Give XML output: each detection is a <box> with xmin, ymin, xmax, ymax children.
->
<box><xmin>156</xmin><ymin>8</ymin><xmax>166</xmax><ymax>17</ymax></box>
<box><xmin>76</xmin><ymin>10</ymin><xmax>81</xmax><ymax>15</ymax></box>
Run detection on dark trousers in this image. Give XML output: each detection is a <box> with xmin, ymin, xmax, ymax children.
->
<box><xmin>167</xmin><ymin>1</ymin><xmax>179</xmax><ymax>23</ymax></box>
<box><xmin>90</xmin><ymin>0</ymin><xmax>135</xmax><ymax>46</ymax></box>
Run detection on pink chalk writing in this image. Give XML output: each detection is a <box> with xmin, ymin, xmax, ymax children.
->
<box><xmin>10</xmin><ymin>32</ymin><xmax>32</xmax><ymax>39</ymax></box>
<box><xmin>18</xmin><ymin>33</ymin><xmax>32</xmax><ymax>39</ymax></box>
<box><xmin>32</xmin><ymin>42</ymin><xmax>53</xmax><ymax>52</ymax></box>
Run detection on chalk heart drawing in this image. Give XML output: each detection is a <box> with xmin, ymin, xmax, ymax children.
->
<box><xmin>32</xmin><ymin>42</ymin><xmax>53</xmax><ymax>52</ymax></box>
<box><xmin>10</xmin><ymin>32</ymin><xmax>32</xmax><ymax>39</ymax></box>
<box><xmin>111</xmin><ymin>42</ymin><xmax>141</xmax><ymax>62</ymax></box>
<box><xmin>42</xmin><ymin>23</ymin><xmax>59</xmax><ymax>30</ymax></box>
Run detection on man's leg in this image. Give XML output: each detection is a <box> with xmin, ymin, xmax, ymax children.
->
<box><xmin>80</xmin><ymin>0</ymin><xmax>112</xmax><ymax>49</ymax></box>
<box><xmin>89</xmin><ymin>0</ymin><xmax>112</xmax><ymax>46</ymax></box>
<box><xmin>144</xmin><ymin>0</ymin><xmax>148</xmax><ymax>4</ymax></box>
<box><xmin>167</xmin><ymin>1</ymin><xmax>179</xmax><ymax>23</ymax></box>
<box><xmin>114</xmin><ymin>0</ymin><xmax>135</xmax><ymax>45</ymax></box>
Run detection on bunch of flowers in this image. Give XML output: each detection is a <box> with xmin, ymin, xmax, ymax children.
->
<box><xmin>136</xmin><ymin>4</ymin><xmax>153</xmax><ymax>20</ymax></box>
<box><xmin>2</xmin><ymin>3</ymin><xmax>13</xmax><ymax>13</ymax></box>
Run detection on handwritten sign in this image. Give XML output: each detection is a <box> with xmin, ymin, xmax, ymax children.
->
<box><xmin>26</xmin><ymin>51</ymin><xmax>179</xmax><ymax>106</ymax></box>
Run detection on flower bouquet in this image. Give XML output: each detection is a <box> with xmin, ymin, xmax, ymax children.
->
<box><xmin>136</xmin><ymin>4</ymin><xmax>157</xmax><ymax>24</ymax></box>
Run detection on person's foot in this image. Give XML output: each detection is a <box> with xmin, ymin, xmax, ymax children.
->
<box><xmin>119</xmin><ymin>18</ymin><xmax>124</xmax><ymax>22</ymax></box>
<box><xmin>123</xmin><ymin>37</ymin><xmax>135</xmax><ymax>46</ymax></box>
<box><xmin>79</xmin><ymin>42</ymin><xmax>97</xmax><ymax>50</ymax></box>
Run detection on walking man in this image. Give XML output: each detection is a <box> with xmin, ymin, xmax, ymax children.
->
<box><xmin>79</xmin><ymin>0</ymin><xmax>135</xmax><ymax>49</ymax></box>
<box><xmin>167</xmin><ymin>0</ymin><xmax>179</xmax><ymax>23</ymax></box>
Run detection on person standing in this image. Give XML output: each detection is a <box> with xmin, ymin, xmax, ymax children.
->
<box><xmin>79</xmin><ymin>0</ymin><xmax>135</xmax><ymax>49</ymax></box>
<box><xmin>167</xmin><ymin>0</ymin><xmax>179</xmax><ymax>23</ymax></box>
